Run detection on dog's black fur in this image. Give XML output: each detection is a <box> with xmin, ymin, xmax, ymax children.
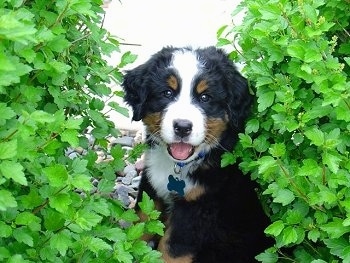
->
<box><xmin>122</xmin><ymin>46</ymin><xmax>272</xmax><ymax>262</ymax></box>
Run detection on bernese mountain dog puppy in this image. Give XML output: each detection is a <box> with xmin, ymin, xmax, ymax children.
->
<box><xmin>122</xmin><ymin>46</ymin><xmax>272</xmax><ymax>263</ymax></box>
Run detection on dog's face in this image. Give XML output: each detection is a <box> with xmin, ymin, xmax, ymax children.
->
<box><xmin>122</xmin><ymin>47</ymin><xmax>251</xmax><ymax>162</ymax></box>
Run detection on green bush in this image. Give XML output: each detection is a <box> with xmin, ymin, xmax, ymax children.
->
<box><xmin>0</xmin><ymin>0</ymin><xmax>163</xmax><ymax>262</ymax></box>
<box><xmin>219</xmin><ymin>0</ymin><xmax>350</xmax><ymax>262</ymax></box>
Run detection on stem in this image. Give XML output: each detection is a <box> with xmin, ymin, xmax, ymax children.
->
<box><xmin>71</xmin><ymin>32</ymin><xmax>91</xmax><ymax>45</ymax></box>
<box><xmin>277</xmin><ymin>159</ymin><xmax>325</xmax><ymax>212</ymax></box>
<box><xmin>32</xmin><ymin>198</ymin><xmax>49</xmax><ymax>214</ymax></box>
<box><xmin>322</xmin><ymin>165</ymin><xmax>326</xmax><ymax>185</ymax></box>
<box><xmin>119</xmin><ymin>42</ymin><xmax>142</xmax><ymax>46</ymax></box>
<box><xmin>2</xmin><ymin>129</ymin><xmax>19</xmax><ymax>142</ymax></box>
<box><xmin>278</xmin><ymin>160</ymin><xmax>308</xmax><ymax>201</ymax></box>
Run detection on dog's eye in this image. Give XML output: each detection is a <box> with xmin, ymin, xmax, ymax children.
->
<box><xmin>163</xmin><ymin>89</ymin><xmax>174</xmax><ymax>99</ymax></box>
<box><xmin>199</xmin><ymin>93</ymin><xmax>211</xmax><ymax>102</ymax></box>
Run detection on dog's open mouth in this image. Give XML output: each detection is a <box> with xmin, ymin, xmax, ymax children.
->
<box><xmin>167</xmin><ymin>142</ymin><xmax>195</xmax><ymax>160</ymax></box>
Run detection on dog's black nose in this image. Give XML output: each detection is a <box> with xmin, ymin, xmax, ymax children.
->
<box><xmin>173</xmin><ymin>119</ymin><xmax>192</xmax><ymax>138</ymax></box>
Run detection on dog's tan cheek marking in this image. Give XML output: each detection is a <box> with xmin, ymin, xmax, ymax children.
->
<box><xmin>196</xmin><ymin>79</ymin><xmax>208</xmax><ymax>94</ymax></box>
<box><xmin>184</xmin><ymin>185</ymin><xmax>205</xmax><ymax>202</ymax></box>
<box><xmin>143</xmin><ymin>112</ymin><xmax>162</xmax><ymax>134</ymax></box>
<box><xmin>205</xmin><ymin>117</ymin><xmax>228</xmax><ymax>144</ymax></box>
<box><xmin>158</xmin><ymin>227</ymin><xmax>193</xmax><ymax>263</ymax></box>
<box><xmin>167</xmin><ymin>75</ymin><xmax>178</xmax><ymax>91</ymax></box>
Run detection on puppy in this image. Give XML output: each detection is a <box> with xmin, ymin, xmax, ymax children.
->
<box><xmin>122</xmin><ymin>46</ymin><xmax>272</xmax><ymax>262</ymax></box>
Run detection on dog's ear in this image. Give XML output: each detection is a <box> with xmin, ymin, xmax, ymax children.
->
<box><xmin>225</xmin><ymin>66</ymin><xmax>253</xmax><ymax>131</ymax></box>
<box><xmin>122</xmin><ymin>64</ymin><xmax>150</xmax><ymax>121</ymax></box>
<box><xmin>196</xmin><ymin>47</ymin><xmax>253</xmax><ymax>130</ymax></box>
<box><xmin>122</xmin><ymin>47</ymin><xmax>178</xmax><ymax>121</ymax></box>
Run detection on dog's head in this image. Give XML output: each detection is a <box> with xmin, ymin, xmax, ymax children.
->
<box><xmin>122</xmin><ymin>46</ymin><xmax>252</xmax><ymax>162</ymax></box>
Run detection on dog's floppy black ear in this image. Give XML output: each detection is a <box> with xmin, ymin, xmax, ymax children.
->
<box><xmin>122</xmin><ymin>47</ymin><xmax>178</xmax><ymax>121</ymax></box>
<box><xmin>226</xmin><ymin>68</ymin><xmax>253</xmax><ymax>131</ymax></box>
<box><xmin>122</xmin><ymin>64</ymin><xmax>149</xmax><ymax>121</ymax></box>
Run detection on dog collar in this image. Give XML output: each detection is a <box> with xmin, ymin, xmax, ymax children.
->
<box><xmin>173</xmin><ymin>151</ymin><xmax>206</xmax><ymax>174</ymax></box>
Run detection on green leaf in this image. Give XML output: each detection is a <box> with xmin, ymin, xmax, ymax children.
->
<box><xmin>138</xmin><ymin>192</ymin><xmax>155</xmax><ymax>216</ymax></box>
<box><xmin>292</xmin><ymin>132</ymin><xmax>304</xmax><ymax>146</ymax></box>
<box><xmin>114</xmin><ymin>242</ymin><xmax>133</xmax><ymax>263</ymax></box>
<box><xmin>91</xmin><ymin>198</ymin><xmax>110</xmax><ymax>217</ymax></box>
<box><xmin>320</xmin><ymin>218</ymin><xmax>350</xmax><ymax>239</ymax></box>
<box><xmin>71</xmin><ymin>159</ymin><xmax>88</xmax><ymax>174</ymax></box>
<box><xmin>30</xmin><ymin>110</ymin><xmax>55</xmax><ymax>123</ymax></box>
<box><xmin>13</xmin><ymin>228</ymin><xmax>33</xmax><ymax>247</ymax></box>
<box><xmin>145</xmin><ymin>220</ymin><xmax>164</xmax><ymax>236</ymax></box>
<box><xmin>257</xmin><ymin>156</ymin><xmax>277</xmax><ymax>174</ymax></box>
<box><xmin>108</xmin><ymin>101</ymin><xmax>129</xmax><ymax>118</ymax></box>
<box><xmin>61</xmin><ymin>129</ymin><xmax>79</xmax><ymax>147</ymax></box>
<box><xmin>253</xmin><ymin>136</ymin><xmax>270</xmax><ymax>152</ymax></box>
<box><xmin>86</xmin><ymin>237</ymin><xmax>112</xmax><ymax>254</ymax></box>
<box><xmin>49</xmin><ymin>193</ymin><xmax>72</xmax><ymax>213</ymax></box>
<box><xmin>287</xmin><ymin>41</ymin><xmax>305</xmax><ymax>60</ymax></box>
<box><xmin>217</xmin><ymin>38</ymin><xmax>232</xmax><ymax>47</ymax></box>
<box><xmin>0</xmin><ymin>140</ymin><xmax>17</xmax><ymax>159</ymax></box>
<box><xmin>324</xmin><ymin>237</ymin><xmax>348</xmax><ymax>258</ymax></box>
<box><xmin>0</xmin><ymin>247</ymin><xmax>10</xmax><ymax>261</ymax></box>
<box><xmin>65</xmin><ymin>117</ymin><xmax>83</xmax><ymax>129</ymax></box>
<box><xmin>131</xmin><ymin>240</ymin><xmax>151</xmax><ymax>256</ymax></box>
<box><xmin>274</xmin><ymin>189</ymin><xmax>295</xmax><ymax>206</ymax></box>
<box><xmin>0</xmin><ymin>103</ymin><xmax>16</xmax><ymax>121</ymax></box>
<box><xmin>43</xmin><ymin>209</ymin><xmax>65</xmax><ymax>231</ymax></box>
<box><xmin>70</xmin><ymin>174</ymin><xmax>92</xmax><ymax>192</ymax></box>
<box><xmin>0</xmin><ymin>160</ymin><xmax>27</xmax><ymax>185</ymax></box>
<box><xmin>127</xmin><ymin>223</ymin><xmax>145</xmax><ymax>240</ymax></box>
<box><xmin>110</xmin><ymin>144</ymin><xmax>125</xmax><ymax>160</ymax></box>
<box><xmin>142</xmin><ymin>250</ymin><xmax>163</xmax><ymax>263</ymax></box>
<box><xmin>0</xmin><ymin>221</ymin><xmax>12</xmax><ymax>237</ymax></box>
<box><xmin>322</xmin><ymin>151</ymin><xmax>342</xmax><ymax>174</ymax></box>
<box><xmin>0</xmin><ymin>10</ymin><xmax>37</xmax><ymax>43</ymax></box>
<box><xmin>269</xmin><ymin>143</ymin><xmax>286</xmax><ymax>157</ymax></box>
<box><xmin>47</xmin><ymin>35</ymin><xmax>71</xmax><ymax>53</ymax></box>
<box><xmin>50</xmin><ymin>230</ymin><xmax>72</xmax><ymax>256</ymax></box>
<box><xmin>43</xmin><ymin>164</ymin><xmax>68</xmax><ymax>188</ymax></box>
<box><xmin>308</xmin><ymin>229</ymin><xmax>320</xmax><ymax>242</ymax></box>
<box><xmin>15</xmin><ymin>212</ymin><xmax>40</xmax><ymax>228</ymax></box>
<box><xmin>0</xmin><ymin>190</ymin><xmax>17</xmax><ymax>211</ymax></box>
<box><xmin>120</xmin><ymin>209</ymin><xmax>139</xmax><ymax>222</ymax></box>
<box><xmin>257</xmin><ymin>91</ymin><xmax>275</xmax><ymax>112</ymax></box>
<box><xmin>119</xmin><ymin>51</ymin><xmax>137</xmax><ymax>68</ymax></box>
<box><xmin>255</xmin><ymin>249</ymin><xmax>278</xmax><ymax>263</ymax></box>
<box><xmin>281</xmin><ymin>226</ymin><xmax>298</xmax><ymax>245</ymax></box>
<box><xmin>20</xmin><ymin>188</ymin><xmax>43</xmax><ymax>209</ymax></box>
<box><xmin>245</xmin><ymin>118</ymin><xmax>260</xmax><ymax>133</ymax></box>
<box><xmin>265</xmin><ymin>220</ymin><xmax>285</xmax><ymax>237</ymax></box>
<box><xmin>102</xmin><ymin>227</ymin><xmax>127</xmax><ymax>242</ymax></box>
<box><xmin>305</xmin><ymin>127</ymin><xmax>324</xmax><ymax>146</ymax></box>
<box><xmin>221</xmin><ymin>152</ymin><xmax>237</xmax><ymax>168</ymax></box>
<box><xmin>75</xmin><ymin>210</ymin><xmax>102</xmax><ymax>230</ymax></box>
<box><xmin>49</xmin><ymin>60</ymin><xmax>71</xmax><ymax>73</ymax></box>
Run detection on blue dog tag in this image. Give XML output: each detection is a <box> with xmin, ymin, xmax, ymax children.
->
<box><xmin>167</xmin><ymin>175</ymin><xmax>185</xmax><ymax>196</ymax></box>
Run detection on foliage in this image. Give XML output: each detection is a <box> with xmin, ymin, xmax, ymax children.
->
<box><xmin>0</xmin><ymin>0</ymin><xmax>163</xmax><ymax>262</ymax></box>
<box><xmin>218</xmin><ymin>0</ymin><xmax>350</xmax><ymax>262</ymax></box>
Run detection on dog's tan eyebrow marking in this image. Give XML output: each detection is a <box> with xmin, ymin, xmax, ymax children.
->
<box><xmin>196</xmin><ymin>79</ymin><xmax>208</xmax><ymax>94</ymax></box>
<box><xmin>167</xmin><ymin>75</ymin><xmax>178</xmax><ymax>90</ymax></box>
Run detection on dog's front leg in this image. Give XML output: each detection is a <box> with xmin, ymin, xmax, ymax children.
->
<box><xmin>158</xmin><ymin>226</ymin><xmax>194</xmax><ymax>263</ymax></box>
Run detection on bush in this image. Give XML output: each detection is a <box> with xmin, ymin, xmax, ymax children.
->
<box><xmin>219</xmin><ymin>0</ymin><xmax>350</xmax><ymax>262</ymax></box>
<box><xmin>0</xmin><ymin>0</ymin><xmax>163</xmax><ymax>262</ymax></box>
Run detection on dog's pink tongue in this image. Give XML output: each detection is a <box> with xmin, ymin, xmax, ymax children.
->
<box><xmin>169</xmin><ymin>143</ymin><xmax>193</xmax><ymax>160</ymax></box>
